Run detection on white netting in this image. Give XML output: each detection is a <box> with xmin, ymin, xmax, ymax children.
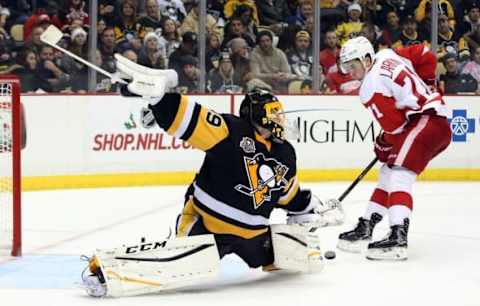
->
<box><xmin>0</xmin><ymin>82</ymin><xmax>13</xmax><ymax>254</ymax></box>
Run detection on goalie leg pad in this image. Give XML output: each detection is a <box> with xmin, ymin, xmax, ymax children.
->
<box><xmin>85</xmin><ymin>234</ymin><xmax>220</xmax><ymax>297</ymax></box>
<box><xmin>270</xmin><ymin>224</ymin><xmax>324</xmax><ymax>273</ymax></box>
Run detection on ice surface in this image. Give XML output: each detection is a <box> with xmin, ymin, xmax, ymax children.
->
<box><xmin>1</xmin><ymin>182</ymin><xmax>479</xmax><ymax>306</ymax></box>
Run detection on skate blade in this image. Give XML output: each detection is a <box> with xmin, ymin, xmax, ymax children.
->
<box><xmin>365</xmin><ymin>247</ymin><xmax>408</xmax><ymax>261</ymax></box>
<box><xmin>336</xmin><ymin>239</ymin><xmax>369</xmax><ymax>253</ymax></box>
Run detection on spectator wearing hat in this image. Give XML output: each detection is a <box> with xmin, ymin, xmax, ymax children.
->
<box><xmin>391</xmin><ymin>15</ymin><xmax>428</xmax><ymax>49</ymax></box>
<box><xmin>336</xmin><ymin>3</ymin><xmax>364</xmax><ymax>45</ymax></box>
<box><xmin>439</xmin><ymin>53</ymin><xmax>478</xmax><ymax>94</ymax></box>
<box><xmin>168</xmin><ymin>31</ymin><xmax>197</xmax><ymax>72</ymax></box>
<box><xmin>138</xmin><ymin>31</ymin><xmax>166</xmax><ymax>69</ymax></box>
<box><xmin>207</xmin><ymin>52</ymin><xmax>242</xmax><ymax>93</ymax></box>
<box><xmin>320</xmin><ymin>30</ymin><xmax>339</xmax><ymax>74</ymax></box>
<box><xmin>158</xmin><ymin>0</ymin><xmax>186</xmax><ymax>24</ymax></box>
<box><xmin>58</xmin><ymin>27</ymin><xmax>88</xmax><ymax>82</ymax></box>
<box><xmin>23</xmin><ymin>2</ymin><xmax>62</xmax><ymax>42</ymax></box>
<box><xmin>222</xmin><ymin>16</ymin><xmax>255</xmax><ymax>49</ymax></box>
<box><xmin>378</xmin><ymin>10</ymin><xmax>402</xmax><ymax>48</ymax></box>
<box><xmin>229</xmin><ymin>37</ymin><xmax>254</xmax><ymax>89</ymax></box>
<box><xmin>462</xmin><ymin>46</ymin><xmax>480</xmax><ymax>85</ymax></box>
<box><xmin>287</xmin><ymin>0</ymin><xmax>314</xmax><ymax>28</ymax></box>
<box><xmin>437</xmin><ymin>14</ymin><xmax>469</xmax><ymax>63</ymax></box>
<box><xmin>250</xmin><ymin>30</ymin><xmax>295</xmax><ymax>92</ymax></box>
<box><xmin>286</xmin><ymin>30</ymin><xmax>313</xmax><ymax>80</ymax></box>
<box><xmin>159</xmin><ymin>18</ymin><xmax>181</xmax><ymax>59</ymax></box>
<box><xmin>176</xmin><ymin>55</ymin><xmax>199</xmax><ymax>93</ymax></box>
<box><xmin>179</xmin><ymin>1</ymin><xmax>220</xmax><ymax>39</ymax></box>
<box><xmin>139</xmin><ymin>0</ymin><xmax>163</xmax><ymax>34</ymax></box>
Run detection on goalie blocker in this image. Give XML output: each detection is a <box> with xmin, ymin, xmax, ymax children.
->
<box><xmin>82</xmin><ymin>224</ymin><xmax>325</xmax><ymax>298</ymax></box>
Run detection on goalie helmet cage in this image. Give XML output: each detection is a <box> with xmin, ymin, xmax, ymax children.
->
<box><xmin>0</xmin><ymin>76</ymin><xmax>21</xmax><ymax>256</ymax></box>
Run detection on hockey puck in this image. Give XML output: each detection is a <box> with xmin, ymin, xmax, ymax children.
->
<box><xmin>325</xmin><ymin>250</ymin><xmax>336</xmax><ymax>260</ymax></box>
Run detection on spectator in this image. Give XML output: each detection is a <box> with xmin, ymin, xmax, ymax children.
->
<box><xmin>58</xmin><ymin>27</ymin><xmax>88</xmax><ymax>80</ymax></box>
<box><xmin>360</xmin><ymin>23</ymin><xmax>380</xmax><ymax>50</ymax></box>
<box><xmin>207</xmin><ymin>52</ymin><xmax>242</xmax><ymax>93</ymax></box>
<box><xmin>462</xmin><ymin>46</ymin><xmax>480</xmax><ymax>84</ymax></box>
<box><xmin>122</xmin><ymin>48</ymin><xmax>138</xmax><ymax>62</ymax></box>
<box><xmin>138</xmin><ymin>31</ymin><xmax>166</xmax><ymax>69</ymax></box>
<box><xmin>360</xmin><ymin>0</ymin><xmax>383</xmax><ymax>25</ymax></box>
<box><xmin>36</xmin><ymin>44</ymin><xmax>69</xmax><ymax>91</ymax></box>
<box><xmin>158</xmin><ymin>0</ymin><xmax>186</xmax><ymax>23</ymax></box>
<box><xmin>222</xmin><ymin>16</ymin><xmax>255</xmax><ymax>49</ymax></box>
<box><xmin>64</xmin><ymin>0</ymin><xmax>89</xmax><ymax>28</ymax></box>
<box><xmin>286</xmin><ymin>30</ymin><xmax>313</xmax><ymax>80</ymax></box>
<box><xmin>256</xmin><ymin>0</ymin><xmax>291</xmax><ymax>27</ymax></box>
<box><xmin>287</xmin><ymin>0</ymin><xmax>314</xmax><ymax>28</ymax></box>
<box><xmin>98</xmin><ymin>0</ymin><xmax>116</xmax><ymax>26</ymax></box>
<box><xmin>249</xmin><ymin>30</ymin><xmax>296</xmax><ymax>92</ymax></box>
<box><xmin>439</xmin><ymin>53</ymin><xmax>478</xmax><ymax>93</ymax></box>
<box><xmin>139</xmin><ymin>0</ymin><xmax>163</xmax><ymax>34</ymax></box>
<box><xmin>96</xmin><ymin>17</ymin><xmax>107</xmax><ymax>42</ymax></box>
<box><xmin>113</xmin><ymin>0</ymin><xmax>144</xmax><ymax>42</ymax></box>
<box><xmin>206</xmin><ymin>33</ymin><xmax>221</xmax><ymax>72</ymax></box>
<box><xmin>378</xmin><ymin>10</ymin><xmax>402</xmax><ymax>48</ymax></box>
<box><xmin>224</xmin><ymin>0</ymin><xmax>259</xmax><ymax>25</ymax></box>
<box><xmin>70</xmin><ymin>49</ymin><xmax>114</xmax><ymax>93</ymax></box>
<box><xmin>11</xmin><ymin>48</ymin><xmax>52</xmax><ymax>92</ymax></box>
<box><xmin>24</xmin><ymin>25</ymin><xmax>44</xmax><ymax>56</ymax></box>
<box><xmin>459</xmin><ymin>1</ymin><xmax>480</xmax><ymax>35</ymax></box>
<box><xmin>336</xmin><ymin>3</ymin><xmax>364</xmax><ymax>45</ymax></box>
<box><xmin>229</xmin><ymin>37</ymin><xmax>253</xmax><ymax>90</ymax></box>
<box><xmin>228</xmin><ymin>4</ymin><xmax>258</xmax><ymax>42</ymax></box>
<box><xmin>325</xmin><ymin>58</ymin><xmax>361</xmax><ymax>94</ymax></box>
<box><xmin>23</xmin><ymin>2</ymin><xmax>62</xmax><ymax>41</ymax></box>
<box><xmin>24</xmin><ymin>14</ymin><xmax>52</xmax><ymax>41</ymax></box>
<box><xmin>437</xmin><ymin>14</ymin><xmax>469</xmax><ymax>62</ymax></box>
<box><xmin>168</xmin><ymin>31</ymin><xmax>197</xmax><ymax>73</ymax></box>
<box><xmin>416</xmin><ymin>0</ymin><xmax>455</xmax><ymax>29</ymax></box>
<box><xmin>177</xmin><ymin>55</ymin><xmax>199</xmax><ymax>93</ymax></box>
<box><xmin>99</xmin><ymin>26</ymin><xmax>117</xmax><ymax>72</ymax></box>
<box><xmin>320</xmin><ymin>30</ymin><xmax>339</xmax><ymax>74</ymax></box>
<box><xmin>158</xmin><ymin>18</ymin><xmax>181</xmax><ymax>59</ymax></box>
<box><xmin>179</xmin><ymin>1</ymin><xmax>220</xmax><ymax>38</ymax></box>
<box><xmin>391</xmin><ymin>15</ymin><xmax>427</xmax><ymax>48</ymax></box>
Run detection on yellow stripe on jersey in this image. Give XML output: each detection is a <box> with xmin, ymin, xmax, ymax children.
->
<box><xmin>186</xmin><ymin>107</ymin><xmax>229</xmax><ymax>151</ymax></box>
<box><xmin>176</xmin><ymin>197</ymin><xmax>199</xmax><ymax>237</ymax></box>
<box><xmin>192</xmin><ymin>204</ymin><xmax>268</xmax><ymax>239</ymax></box>
<box><xmin>277</xmin><ymin>177</ymin><xmax>299</xmax><ymax>205</ymax></box>
<box><xmin>166</xmin><ymin>95</ymin><xmax>190</xmax><ymax>136</ymax></box>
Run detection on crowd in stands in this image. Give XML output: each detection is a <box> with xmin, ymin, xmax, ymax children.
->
<box><xmin>1</xmin><ymin>0</ymin><xmax>480</xmax><ymax>94</ymax></box>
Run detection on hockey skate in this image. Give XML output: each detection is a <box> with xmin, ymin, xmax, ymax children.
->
<box><xmin>366</xmin><ymin>218</ymin><xmax>409</xmax><ymax>261</ymax></box>
<box><xmin>337</xmin><ymin>213</ymin><xmax>382</xmax><ymax>253</ymax></box>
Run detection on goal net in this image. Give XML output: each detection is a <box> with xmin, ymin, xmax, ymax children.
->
<box><xmin>0</xmin><ymin>77</ymin><xmax>21</xmax><ymax>256</ymax></box>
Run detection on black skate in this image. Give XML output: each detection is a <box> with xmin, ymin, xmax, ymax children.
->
<box><xmin>337</xmin><ymin>213</ymin><xmax>383</xmax><ymax>253</ymax></box>
<box><xmin>366</xmin><ymin>218</ymin><xmax>409</xmax><ymax>261</ymax></box>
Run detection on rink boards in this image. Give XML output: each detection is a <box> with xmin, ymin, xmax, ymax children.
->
<box><xmin>19</xmin><ymin>94</ymin><xmax>480</xmax><ymax>190</ymax></box>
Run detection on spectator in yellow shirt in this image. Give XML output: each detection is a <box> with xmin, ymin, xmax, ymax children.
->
<box><xmin>336</xmin><ymin>3</ymin><xmax>364</xmax><ymax>45</ymax></box>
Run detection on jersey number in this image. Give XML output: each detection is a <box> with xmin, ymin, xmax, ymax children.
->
<box><xmin>206</xmin><ymin>111</ymin><xmax>222</xmax><ymax>127</ymax></box>
<box><xmin>393</xmin><ymin>68</ymin><xmax>429</xmax><ymax>104</ymax></box>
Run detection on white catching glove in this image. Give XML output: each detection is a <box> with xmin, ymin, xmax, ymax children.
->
<box><xmin>287</xmin><ymin>194</ymin><xmax>345</xmax><ymax>227</ymax></box>
<box><xmin>115</xmin><ymin>53</ymin><xmax>178</xmax><ymax>100</ymax></box>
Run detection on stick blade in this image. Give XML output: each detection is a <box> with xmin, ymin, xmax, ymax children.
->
<box><xmin>40</xmin><ymin>25</ymin><xmax>64</xmax><ymax>45</ymax></box>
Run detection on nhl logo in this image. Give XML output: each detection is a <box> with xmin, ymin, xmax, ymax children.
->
<box><xmin>141</xmin><ymin>107</ymin><xmax>156</xmax><ymax>129</ymax></box>
<box><xmin>240</xmin><ymin>137</ymin><xmax>255</xmax><ymax>153</ymax></box>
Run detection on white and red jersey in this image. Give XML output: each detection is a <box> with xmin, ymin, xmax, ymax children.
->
<box><xmin>359</xmin><ymin>47</ymin><xmax>448</xmax><ymax>135</ymax></box>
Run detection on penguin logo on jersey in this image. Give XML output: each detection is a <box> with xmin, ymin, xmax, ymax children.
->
<box><xmin>235</xmin><ymin>153</ymin><xmax>289</xmax><ymax>209</ymax></box>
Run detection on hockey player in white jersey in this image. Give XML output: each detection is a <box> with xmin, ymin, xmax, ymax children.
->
<box><xmin>336</xmin><ymin>37</ymin><xmax>451</xmax><ymax>260</ymax></box>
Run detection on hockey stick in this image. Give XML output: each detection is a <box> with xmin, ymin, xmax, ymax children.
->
<box><xmin>338</xmin><ymin>157</ymin><xmax>378</xmax><ymax>202</ymax></box>
<box><xmin>40</xmin><ymin>25</ymin><xmax>127</xmax><ymax>84</ymax></box>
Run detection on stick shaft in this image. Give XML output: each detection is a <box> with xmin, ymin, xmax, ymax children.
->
<box><xmin>338</xmin><ymin>157</ymin><xmax>378</xmax><ymax>202</ymax></box>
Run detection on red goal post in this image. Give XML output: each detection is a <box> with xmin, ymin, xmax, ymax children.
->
<box><xmin>0</xmin><ymin>75</ymin><xmax>21</xmax><ymax>256</ymax></box>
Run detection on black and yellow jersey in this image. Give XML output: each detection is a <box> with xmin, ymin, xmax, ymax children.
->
<box><xmin>149</xmin><ymin>93</ymin><xmax>313</xmax><ymax>239</ymax></box>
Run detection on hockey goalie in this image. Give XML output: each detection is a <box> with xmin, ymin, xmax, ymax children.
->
<box><xmin>81</xmin><ymin>54</ymin><xmax>345</xmax><ymax>297</ymax></box>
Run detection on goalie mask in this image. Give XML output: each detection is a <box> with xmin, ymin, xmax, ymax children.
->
<box><xmin>239</xmin><ymin>89</ymin><xmax>287</xmax><ymax>143</ymax></box>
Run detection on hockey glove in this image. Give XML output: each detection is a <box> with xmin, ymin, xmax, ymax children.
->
<box><xmin>287</xmin><ymin>194</ymin><xmax>345</xmax><ymax>227</ymax></box>
<box><xmin>115</xmin><ymin>53</ymin><xmax>178</xmax><ymax>100</ymax></box>
<box><xmin>374</xmin><ymin>133</ymin><xmax>392</xmax><ymax>163</ymax></box>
